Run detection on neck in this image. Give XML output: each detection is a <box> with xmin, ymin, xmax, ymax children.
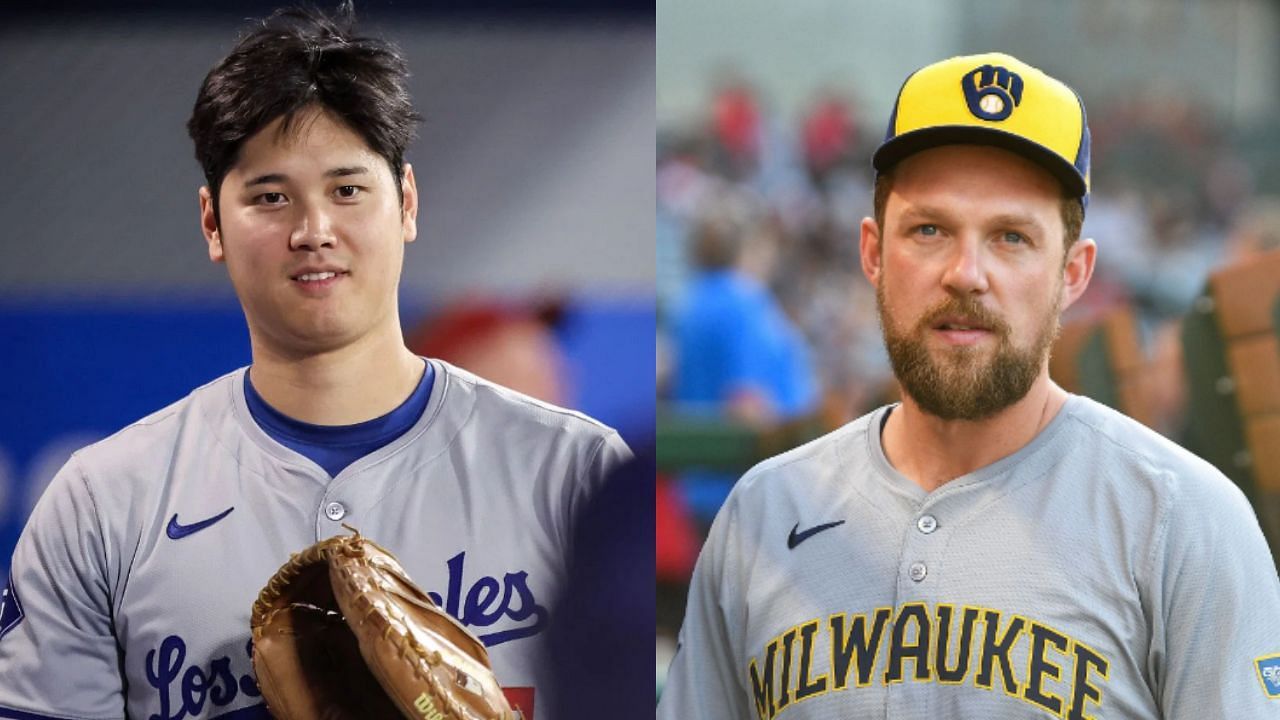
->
<box><xmin>882</xmin><ymin>372</ymin><xmax>1069</xmax><ymax>493</ymax></box>
<box><xmin>247</xmin><ymin>323</ymin><xmax>424</xmax><ymax>425</ymax></box>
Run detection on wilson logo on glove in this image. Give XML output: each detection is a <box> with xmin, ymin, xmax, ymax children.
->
<box><xmin>414</xmin><ymin>691</ymin><xmax>445</xmax><ymax>719</ymax></box>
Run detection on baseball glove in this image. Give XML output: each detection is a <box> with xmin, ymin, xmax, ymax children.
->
<box><xmin>250</xmin><ymin>530</ymin><xmax>517</xmax><ymax>720</ymax></box>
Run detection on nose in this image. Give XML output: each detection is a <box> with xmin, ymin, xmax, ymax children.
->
<box><xmin>289</xmin><ymin>202</ymin><xmax>338</xmax><ymax>252</ymax></box>
<box><xmin>940</xmin><ymin>237</ymin><xmax>989</xmax><ymax>295</ymax></box>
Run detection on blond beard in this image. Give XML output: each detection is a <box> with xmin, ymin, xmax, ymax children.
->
<box><xmin>876</xmin><ymin>281</ymin><xmax>1061</xmax><ymax>421</ymax></box>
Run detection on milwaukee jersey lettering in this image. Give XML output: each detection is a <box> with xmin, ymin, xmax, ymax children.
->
<box><xmin>0</xmin><ymin>360</ymin><xmax>630</xmax><ymax>719</ymax></box>
<box><xmin>746</xmin><ymin>603</ymin><xmax>1108</xmax><ymax>720</ymax></box>
<box><xmin>658</xmin><ymin>398</ymin><xmax>1280</xmax><ymax>720</ymax></box>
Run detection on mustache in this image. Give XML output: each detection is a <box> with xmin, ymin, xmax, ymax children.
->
<box><xmin>914</xmin><ymin>295</ymin><xmax>1011</xmax><ymax>337</ymax></box>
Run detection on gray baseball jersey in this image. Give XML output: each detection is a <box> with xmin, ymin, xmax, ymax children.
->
<box><xmin>0</xmin><ymin>359</ymin><xmax>630</xmax><ymax>720</ymax></box>
<box><xmin>657</xmin><ymin>395</ymin><xmax>1280</xmax><ymax>719</ymax></box>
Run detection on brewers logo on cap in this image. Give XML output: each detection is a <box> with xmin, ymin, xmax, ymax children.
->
<box><xmin>963</xmin><ymin>64</ymin><xmax>1023</xmax><ymax>121</ymax></box>
<box><xmin>873</xmin><ymin>52</ymin><xmax>1091</xmax><ymax>209</ymax></box>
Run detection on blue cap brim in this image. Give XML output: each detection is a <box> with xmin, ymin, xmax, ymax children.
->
<box><xmin>873</xmin><ymin>125</ymin><xmax>1088</xmax><ymax>203</ymax></box>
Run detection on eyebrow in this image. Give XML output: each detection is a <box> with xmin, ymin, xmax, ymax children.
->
<box><xmin>896</xmin><ymin>205</ymin><xmax>951</xmax><ymax>225</ymax></box>
<box><xmin>243</xmin><ymin>166</ymin><xmax>372</xmax><ymax>187</ymax></box>
<box><xmin>987</xmin><ymin>213</ymin><xmax>1048</xmax><ymax>234</ymax></box>
<box><xmin>898</xmin><ymin>206</ymin><xmax>1047</xmax><ymax>233</ymax></box>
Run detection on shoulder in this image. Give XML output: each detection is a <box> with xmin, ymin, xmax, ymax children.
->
<box><xmin>1059</xmin><ymin>400</ymin><xmax>1280</xmax><ymax>643</ymax></box>
<box><xmin>70</xmin><ymin>369</ymin><xmax>242</xmax><ymax>479</ymax></box>
<box><xmin>1060</xmin><ymin>395</ymin><xmax>1232</xmax><ymax>484</ymax></box>
<box><xmin>1058</xmin><ymin>395</ymin><xmax>1256</xmax><ymax>525</ymax></box>
<box><xmin>724</xmin><ymin>409</ymin><xmax>876</xmax><ymax>510</ymax></box>
<box><xmin>21</xmin><ymin>369</ymin><xmax>244</xmax><ymax>556</ymax></box>
<box><xmin>434</xmin><ymin>359</ymin><xmax>621</xmax><ymax>449</ymax></box>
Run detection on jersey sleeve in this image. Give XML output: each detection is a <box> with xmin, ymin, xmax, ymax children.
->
<box><xmin>0</xmin><ymin>454</ymin><xmax>125</xmax><ymax>719</ymax></box>
<box><xmin>566</xmin><ymin>430</ymin><xmax>633</xmax><ymax>526</ymax></box>
<box><xmin>593</xmin><ymin>430</ymin><xmax>634</xmax><ymax>481</ymax></box>
<box><xmin>1147</xmin><ymin>466</ymin><xmax>1280</xmax><ymax>718</ymax></box>
<box><xmin>657</xmin><ymin>491</ymin><xmax>755</xmax><ymax>720</ymax></box>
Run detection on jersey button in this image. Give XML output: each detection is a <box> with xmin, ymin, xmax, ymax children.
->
<box><xmin>917</xmin><ymin>515</ymin><xmax>938</xmax><ymax>534</ymax></box>
<box><xmin>324</xmin><ymin>502</ymin><xmax>347</xmax><ymax>521</ymax></box>
<box><xmin>909</xmin><ymin>562</ymin><xmax>928</xmax><ymax>582</ymax></box>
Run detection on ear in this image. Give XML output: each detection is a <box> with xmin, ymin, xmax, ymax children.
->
<box><xmin>859</xmin><ymin>216</ymin><xmax>884</xmax><ymax>289</ymax></box>
<box><xmin>199</xmin><ymin>186</ymin><xmax>224</xmax><ymax>263</ymax></box>
<box><xmin>401</xmin><ymin>163</ymin><xmax>419</xmax><ymax>244</ymax></box>
<box><xmin>1060</xmin><ymin>237</ymin><xmax>1097</xmax><ymax>310</ymax></box>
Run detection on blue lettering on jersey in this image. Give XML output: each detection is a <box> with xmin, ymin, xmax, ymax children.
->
<box><xmin>0</xmin><ymin>575</ymin><xmax>23</xmax><ymax>641</ymax></box>
<box><xmin>1258</xmin><ymin>654</ymin><xmax>1280</xmax><ymax>698</ymax></box>
<box><xmin>144</xmin><ymin>552</ymin><xmax>543</xmax><ymax>716</ymax></box>
<box><xmin>425</xmin><ymin>551</ymin><xmax>548</xmax><ymax>646</ymax></box>
<box><xmin>146</xmin><ymin>636</ymin><xmax>259</xmax><ymax>720</ymax></box>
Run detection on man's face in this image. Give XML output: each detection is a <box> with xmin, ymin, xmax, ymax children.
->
<box><xmin>199</xmin><ymin>107</ymin><xmax>417</xmax><ymax>356</ymax></box>
<box><xmin>861</xmin><ymin>144</ymin><xmax>1091</xmax><ymax>420</ymax></box>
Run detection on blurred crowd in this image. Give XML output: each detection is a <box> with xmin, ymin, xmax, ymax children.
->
<box><xmin>658</xmin><ymin>73</ymin><xmax>1280</xmax><ymax>463</ymax></box>
<box><xmin>658</xmin><ymin>78</ymin><xmax>890</xmax><ymax>431</ymax></box>
<box><xmin>654</xmin><ymin>74</ymin><xmax>1280</xmax><ymax>682</ymax></box>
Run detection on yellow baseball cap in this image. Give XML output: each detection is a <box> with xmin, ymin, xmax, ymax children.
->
<box><xmin>873</xmin><ymin>52</ymin><xmax>1091</xmax><ymax>208</ymax></box>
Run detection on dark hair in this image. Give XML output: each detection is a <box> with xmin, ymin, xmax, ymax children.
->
<box><xmin>187</xmin><ymin>2</ymin><xmax>420</xmax><ymax>226</ymax></box>
<box><xmin>873</xmin><ymin>172</ymin><xmax>1084</xmax><ymax>259</ymax></box>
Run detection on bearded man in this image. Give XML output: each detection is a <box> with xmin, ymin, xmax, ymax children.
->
<box><xmin>657</xmin><ymin>53</ymin><xmax>1280</xmax><ymax>720</ymax></box>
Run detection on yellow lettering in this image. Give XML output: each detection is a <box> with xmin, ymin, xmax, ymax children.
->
<box><xmin>794</xmin><ymin>619</ymin><xmax>829</xmax><ymax>702</ymax></box>
<box><xmin>934</xmin><ymin>605</ymin><xmax>980</xmax><ymax>685</ymax></box>
<box><xmin>776</xmin><ymin>627</ymin><xmax>799</xmax><ymax>710</ymax></box>
<box><xmin>1067</xmin><ymin>639</ymin><xmax>1110</xmax><ymax>720</ymax></box>
<box><xmin>1023</xmin><ymin>622</ymin><xmax>1069</xmax><ymax>715</ymax></box>
<box><xmin>975</xmin><ymin>610</ymin><xmax>1025</xmax><ymax>697</ymax></box>
<box><xmin>830</xmin><ymin>608</ymin><xmax>891</xmax><ymax>689</ymax></box>
<box><xmin>748</xmin><ymin>638</ymin><xmax>780</xmax><ymax>720</ymax></box>
<box><xmin>745</xmin><ymin>604</ymin><xmax>1110</xmax><ymax>718</ymax></box>
<box><xmin>884</xmin><ymin>603</ymin><xmax>932</xmax><ymax>684</ymax></box>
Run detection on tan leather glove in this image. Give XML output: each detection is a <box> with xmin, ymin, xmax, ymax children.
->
<box><xmin>251</xmin><ymin>531</ymin><xmax>517</xmax><ymax>720</ymax></box>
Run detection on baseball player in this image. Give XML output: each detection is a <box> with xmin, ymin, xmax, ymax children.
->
<box><xmin>657</xmin><ymin>53</ymin><xmax>1280</xmax><ymax>720</ymax></box>
<box><xmin>0</xmin><ymin>5</ymin><xmax>629</xmax><ymax>719</ymax></box>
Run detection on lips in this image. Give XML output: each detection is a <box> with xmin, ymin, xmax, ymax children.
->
<box><xmin>290</xmin><ymin>268</ymin><xmax>349</xmax><ymax>283</ymax></box>
<box><xmin>294</xmin><ymin>271</ymin><xmax>344</xmax><ymax>281</ymax></box>
<box><xmin>933</xmin><ymin>316</ymin><xmax>991</xmax><ymax>332</ymax></box>
<box><xmin>921</xmin><ymin>307</ymin><xmax>1006</xmax><ymax>347</ymax></box>
<box><xmin>288</xmin><ymin>266</ymin><xmax>349</xmax><ymax>295</ymax></box>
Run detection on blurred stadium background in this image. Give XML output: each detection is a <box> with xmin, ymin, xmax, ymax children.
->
<box><xmin>656</xmin><ymin>0</ymin><xmax>1280</xmax><ymax>698</ymax></box>
<box><xmin>0</xmin><ymin>0</ymin><xmax>655</xmax><ymax>611</ymax></box>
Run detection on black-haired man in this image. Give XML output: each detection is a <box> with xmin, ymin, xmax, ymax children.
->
<box><xmin>0</xmin><ymin>6</ymin><xmax>628</xmax><ymax>718</ymax></box>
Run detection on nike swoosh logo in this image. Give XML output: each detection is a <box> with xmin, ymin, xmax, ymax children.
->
<box><xmin>787</xmin><ymin>520</ymin><xmax>845</xmax><ymax>549</ymax></box>
<box><xmin>167</xmin><ymin>507</ymin><xmax>235</xmax><ymax>540</ymax></box>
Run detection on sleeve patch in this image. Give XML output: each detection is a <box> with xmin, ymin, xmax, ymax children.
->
<box><xmin>1256</xmin><ymin>654</ymin><xmax>1280</xmax><ymax>698</ymax></box>
<box><xmin>0</xmin><ymin>575</ymin><xmax>23</xmax><ymax>641</ymax></box>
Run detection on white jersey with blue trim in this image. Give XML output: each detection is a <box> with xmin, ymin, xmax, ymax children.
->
<box><xmin>657</xmin><ymin>395</ymin><xmax>1280</xmax><ymax>720</ymax></box>
<box><xmin>0</xmin><ymin>358</ymin><xmax>631</xmax><ymax>720</ymax></box>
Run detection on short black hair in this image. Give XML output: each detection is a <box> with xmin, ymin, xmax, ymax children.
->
<box><xmin>187</xmin><ymin>2</ymin><xmax>420</xmax><ymax>226</ymax></box>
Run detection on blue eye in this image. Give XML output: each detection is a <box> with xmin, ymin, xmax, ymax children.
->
<box><xmin>918</xmin><ymin>224</ymin><xmax>938</xmax><ymax>236</ymax></box>
<box><xmin>1003</xmin><ymin>231</ymin><xmax>1027</xmax><ymax>244</ymax></box>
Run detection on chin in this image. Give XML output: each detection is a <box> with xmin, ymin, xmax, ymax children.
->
<box><xmin>259</xmin><ymin>319</ymin><xmax>363</xmax><ymax>356</ymax></box>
